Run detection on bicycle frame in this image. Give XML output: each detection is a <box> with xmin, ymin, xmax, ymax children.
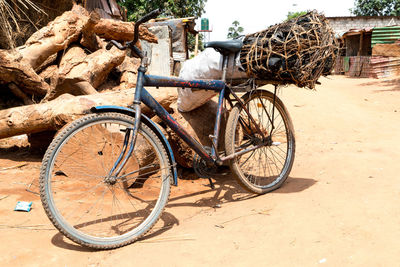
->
<box><xmin>107</xmin><ymin>56</ymin><xmax>271</xmax><ymax>179</ymax></box>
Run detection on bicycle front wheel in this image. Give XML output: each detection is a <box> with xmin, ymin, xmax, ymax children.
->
<box><xmin>40</xmin><ymin>113</ymin><xmax>171</xmax><ymax>249</ymax></box>
<box><xmin>225</xmin><ymin>90</ymin><xmax>295</xmax><ymax>194</ymax></box>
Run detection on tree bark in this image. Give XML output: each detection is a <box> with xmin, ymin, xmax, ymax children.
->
<box><xmin>18</xmin><ymin>4</ymin><xmax>89</xmax><ymax>70</ymax></box>
<box><xmin>8</xmin><ymin>84</ymin><xmax>34</xmax><ymax>105</ymax></box>
<box><xmin>118</xmin><ymin>56</ymin><xmax>141</xmax><ymax>90</ymax></box>
<box><xmin>0</xmin><ymin>87</ymin><xmax>177</xmax><ymax>139</ymax></box>
<box><xmin>44</xmin><ymin>46</ymin><xmax>126</xmax><ymax>101</ymax></box>
<box><xmin>92</xmin><ymin>13</ymin><xmax>158</xmax><ymax>43</ymax></box>
<box><xmin>0</xmin><ymin>50</ymin><xmax>50</xmax><ymax>97</ymax></box>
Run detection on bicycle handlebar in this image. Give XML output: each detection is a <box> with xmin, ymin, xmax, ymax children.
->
<box><xmin>106</xmin><ymin>40</ymin><xmax>127</xmax><ymax>51</ymax></box>
<box><xmin>135</xmin><ymin>9</ymin><xmax>161</xmax><ymax>26</ymax></box>
<box><xmin>132</xmin><ymin>9</ymin><xmax>160</xmax><ymax>45</ymax></box>
<box><xmin>106</xmin><ymin>9</ymin><xmax>161</xmax><ymax>55</ymax></box>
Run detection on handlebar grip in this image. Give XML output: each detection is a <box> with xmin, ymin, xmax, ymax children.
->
<box><xmin>136</xmin><ymin>9</ymin><xmax>161</xmax><ymax>25</ymax></box>
<box><xmin>106</xmin><ymin>40</ymin><xmax>126</xmax><ymax>51</ymax></box>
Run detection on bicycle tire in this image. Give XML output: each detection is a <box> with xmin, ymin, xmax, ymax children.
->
<box><xmin>40</xmin><ymin>112</ymin><xmax>171</xmax><ymax>249</ymax></box>
<box><xmin>225</xmin><ymin>90</ymin><xmax>295</xmax><ymax>194</ymax></box>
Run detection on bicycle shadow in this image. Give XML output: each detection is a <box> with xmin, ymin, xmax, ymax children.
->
<box><xmin>50</xmin><ymin>171</ymin><xmax>316</xmax><ymax>251</ymax></box>
<box><xmin>166</xmin><ymin>171</ymin><xmax>316</xmax><ymax>209</ymax></box>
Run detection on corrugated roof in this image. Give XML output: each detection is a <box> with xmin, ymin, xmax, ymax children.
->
<box><xmin>372</xmin><ymin>26</ymin><xmax>400</xmax><ymax>47</ymax></box>
<box><xmin>327</xmin><ymin>16</ymin><xmax>400</xmax><ymax>19</ymax></box>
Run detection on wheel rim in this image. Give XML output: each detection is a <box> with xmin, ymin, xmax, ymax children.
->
<box><xmin>44</xmin><ymin>118</ymin><xmax>169</xmax><ymax>243</ymax></box>
<box><xmin>233</xmin><ymin>92</ymin><xmax>294</xmax><ymax>189</ymax></box>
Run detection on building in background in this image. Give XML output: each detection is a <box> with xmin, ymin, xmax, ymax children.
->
<box><xmin>328</xmin><ymin>16</ymin><xmax>400</xmax><ymax>79</ymax></box>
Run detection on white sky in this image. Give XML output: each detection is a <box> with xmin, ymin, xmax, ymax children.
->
<box><xmin>200</xmin><ymin>0</ymin><xmax>354</xmax><ymax>41</ymax></box>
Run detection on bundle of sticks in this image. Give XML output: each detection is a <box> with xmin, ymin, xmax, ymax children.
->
<box><xmin>240</xmin><ymin>11</ymin><xmax>339</xmax><ymax>89</ymax></box>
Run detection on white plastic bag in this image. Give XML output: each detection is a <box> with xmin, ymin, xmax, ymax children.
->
<box><xmin>177</xmin><ymin>48</ymin><xmax>247</xmax><ymax>112</ymax></box>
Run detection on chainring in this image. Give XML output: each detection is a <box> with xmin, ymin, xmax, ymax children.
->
<box><xmin>193</xmin><ymin>147</ymin><xmax>218</xmax><ymax>178</ymax></box>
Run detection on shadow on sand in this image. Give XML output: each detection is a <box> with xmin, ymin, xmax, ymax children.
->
<box><xmin>50</xmin><ymin>170</ymin><xmax>316</xmax><ymax>251</ymax></box>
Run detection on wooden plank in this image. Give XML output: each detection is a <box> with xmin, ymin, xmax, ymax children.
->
<box><xmin>145</xmin><ymin>26</ymin><xmax>173</xmax><ymax>76</ymax></box>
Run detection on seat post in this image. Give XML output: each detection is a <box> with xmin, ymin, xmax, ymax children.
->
<box><xmin>221</xmin><ymin>55</ymin><xmax>229</xmax><ymax>82</ymax></box>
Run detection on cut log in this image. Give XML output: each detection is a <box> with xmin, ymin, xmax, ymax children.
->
<box><xmin>80</xmin><ymin>12</ymin><xmax>103</xmax><ymax>52</ymax></box>
<box><xmin>19</xmin><ymin>4</ymin><xmax>89</xmax><ymax>70</ymax></box>
<box><xmin>0</xmin><ymin>87</ymin><xmax>177</xmax><ymax>139</ymax></box>
<box><xmin>92</xmin><ymin>14</ymin><xmax>158</xmax><ymax>43</ymax></box>
<box><xmin>118</xmin><ymin>56</ymin><xmax>141</xmax><ymax>90</ymax></box>
<box><xmin>0</xmin><ymin>50</ymin><xmax>50</xmax><ymax>97</ymax></box>
<box><xmin>44</xmin><ymin>46</ymin><xmax>126</xmax><ymax>101</ymax></box>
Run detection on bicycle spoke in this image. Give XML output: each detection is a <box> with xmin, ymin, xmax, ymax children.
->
<box><xmin>227</xmin><ymin>90</ymin><xmax>295</xmax><ymax>192</ymax></box>
<box><xmin>41</xmin><ymin>113</ymin><xmax>171</xmax><ymax>246</ymax></box>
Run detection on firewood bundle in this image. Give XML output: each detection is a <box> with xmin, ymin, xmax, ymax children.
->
<box><xmin>240</xmin><ymin>11</ymin><xmax>339</xmax><ymax>89</ymax></box>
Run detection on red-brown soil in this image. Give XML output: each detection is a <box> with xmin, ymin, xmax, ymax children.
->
<box><xmin>0</xmin><ymin>75</ymin><xmax>399</xmax><ymax>266</ymax></box>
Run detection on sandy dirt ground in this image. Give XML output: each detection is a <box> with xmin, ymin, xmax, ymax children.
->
<box><xmin>0</xmin><ymin>75</ymin><xmax>399</xmax><ymax>266</ymax></box>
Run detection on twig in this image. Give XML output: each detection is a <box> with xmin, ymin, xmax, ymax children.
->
<box><xmin>0</xmin><ymin>224</ymin><xmax>54</xmax><ymax>231</ymax></box>
<box><xmin>0</xmin><ymin>163</ymin><xmax>28</xmax><ymax>171</ymax></box>
<box><xmin>139</xmin><ymin>235</ymin><xmax>195</xmax><ymax>243</ymax></box>
<box><xmin>0</xmin><ymin>195</ymin><xmax>9</xmax><ymax>201</ymax></box>
<box><xmin>216</xmin><ymin>209</ymin><xmax>271</xmax><ymax>227</ymax></box>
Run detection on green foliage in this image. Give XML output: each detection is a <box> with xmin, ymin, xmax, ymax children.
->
<box><xmin>227</xmin><ymin>20</ymin><xmax>244</xmax><ymax>39</ymax></box>
<box><xmin>117</xmin><ymin>0</ymin><xmax>207</xmax><ymax>21</ymax></box>
<box><xmin>187</xmin><ymin>32</ymin><xmax>204</xmax><ymax>51</ymax></box>
<box><xmin>286</xmin><ymin>11</ymin><xmax>307</xmax><ymax>21</ymax></box>
<box><xmin>351</xmin><ymin>0</ymin><xmax>400</xmax><ymax>16</ymax></box>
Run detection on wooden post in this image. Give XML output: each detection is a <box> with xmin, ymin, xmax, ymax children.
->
<box><xmin>358</xmin><ymin>32</ymin><xmax>364</xmax><ymax>56</ymax></box>
<box><xmin>194</xmin><ymin>33</ymin><xmax>199</xmax><ymax>56</ymax></box>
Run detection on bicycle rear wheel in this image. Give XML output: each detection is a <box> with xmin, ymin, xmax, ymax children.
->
<box><xmin>225</xmin><ymin>90</ymin><xmax>295</xmax><ymax>194</ymax></box>
<box><xmin>40</xmin><ymin>113</ymin><xmax>171</xmax><ymax>249</ymax></box>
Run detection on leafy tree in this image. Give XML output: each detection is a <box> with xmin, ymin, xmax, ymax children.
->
<box><xmin>286</xmin><ymin>11</ymin><xmax>307</xmax><ymax>21</ymax></box>
<box><xmin>117</xmin><ymin>0</ymin><xmax>207</xmax><ymax>52</ymax></box>
<box><xmin>227</xmin><ymin>20</ymin><xmax>244</xmax><ymax>39</ymax></box>
<box><xmin>351</xmin><ymin>0</ymin><xmax>400</xmax><ymax>16</ymax></box>
<box><xmin>117</xmin><ymin>0</ymin><xmax>207</xmax><ymax>21</ymax></box>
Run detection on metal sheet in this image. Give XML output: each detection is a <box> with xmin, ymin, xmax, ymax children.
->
<box><xmin>372</xmin><ymin>26</ymin><xmax>400</xmax><ymax>47</ymax></box>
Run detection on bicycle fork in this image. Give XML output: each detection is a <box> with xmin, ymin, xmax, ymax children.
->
<box><xmin>106</xmin><ymin>69</ymin><xmax>146</xmax><ymax>180</ymax></box>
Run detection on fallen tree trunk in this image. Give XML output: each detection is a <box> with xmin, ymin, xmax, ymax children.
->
<box><xmin>0</xmin><ymin>87</ymin><xmax>177</xmax><ymax>139</ymax></box>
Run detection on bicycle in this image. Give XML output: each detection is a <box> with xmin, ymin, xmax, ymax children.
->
<box><xmin>39</xmin><ymin>9</ymin><xmax>295</xmax><ymax>249</ymax></box>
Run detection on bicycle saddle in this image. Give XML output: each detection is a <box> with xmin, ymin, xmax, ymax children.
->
<box><xmin>204</xmin><ymin>40</ymin><xmax>243</xmax><ymax>56</ymax></box>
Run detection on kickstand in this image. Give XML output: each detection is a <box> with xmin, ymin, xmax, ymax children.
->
<box><xmin>208</xmin><ymin>177</ymin><xmax>215</xmax><ymax>189</ymax></box>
